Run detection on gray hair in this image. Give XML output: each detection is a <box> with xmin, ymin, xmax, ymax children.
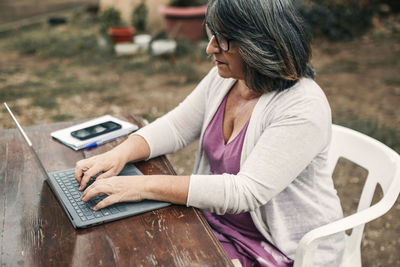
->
<box><xmin>206</xmin><ymin>0</ymin><xmax>314</xmax><ymax>93</ymax></box>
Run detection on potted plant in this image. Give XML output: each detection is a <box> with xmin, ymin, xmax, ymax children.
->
<box><xmin>131</xmin><ymin>1</ymin><xmax>148</xmax><ymax>34</ymax></box>
<box><xmin>99</xmin><ymin>7</ymin><xmax>135</xmax><ymax>44</ymax></box>
<box><xmin>159</xmin><ymin>0</ymin><xmax>208</xmax><ymax>42</ymax></box>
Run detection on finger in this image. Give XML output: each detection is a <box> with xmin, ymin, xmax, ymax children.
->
<box><xmin>96</xmin><ymin>168</ymin><xmax>119</xmax><ymax>180</ymax></box>
<box><xmin>75</xmin><ymin>161</ymin><xmax>91</xmax><ymax>183</ymax></box>
<box><xmin>81</xmin><ymin>180</ymin><xmax>104</xmax><ymax>202</ymax></box>
<box><xmin>79</xmin><ymin>164</ymin><xmax>104</xmax><ymax>190</ymax></box>
<box><xmin>81</xmin><ymin>176</ymin><xmax>117</xmax><ymax>201</ymax></box>
<box><xmin>93</xmin><ymin>194</ymin><xmax>122</xmax><ymax>211</ymax></box>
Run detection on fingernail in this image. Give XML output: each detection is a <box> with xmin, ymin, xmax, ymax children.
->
<box><xmin>93</xmin><ymin>206</ymin><xmax>98</xmax><ymax>211</ymax></box>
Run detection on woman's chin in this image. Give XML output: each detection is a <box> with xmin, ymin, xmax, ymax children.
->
<box><xmin>216</xmin><ymin>68</ymin><xmax>231</xmax><ymax>79</ymax></box>
<box><xmin>217</xmin><ymin>68</ymin><xmax>243</xmax><ymax>80</ymax></box>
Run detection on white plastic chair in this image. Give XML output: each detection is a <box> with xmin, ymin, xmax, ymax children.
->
<box><xmin>294</xmin><ymin>124</ymin><xmax>400</xmax><ymax>267</ymax></box>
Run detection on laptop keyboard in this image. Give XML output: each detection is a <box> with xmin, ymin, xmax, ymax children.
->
<box><xmin>52</xmin><ymin>170</ymin><xmax>127</xmax><ymax>222</ymax></box>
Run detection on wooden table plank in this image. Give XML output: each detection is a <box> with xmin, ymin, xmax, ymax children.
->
<box><xmin>0</xmin><ymin>122</ymin><xmax>84</xmax><ymax>265</ymax></box>
<box><xmin>0</xmin><ymin>119</ymin><xmax>233</xmax><ymax>266</ymax></box>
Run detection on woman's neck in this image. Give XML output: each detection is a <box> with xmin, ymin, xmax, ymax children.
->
<box><xmin>233</xmin><ymin>80</ymin><xmax>262</xmax><ymax>101</ymax></box>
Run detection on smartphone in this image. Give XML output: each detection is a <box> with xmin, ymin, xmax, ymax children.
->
<box><xmin>70</xmin><ymin>121</ymin><xmax>122</xmax><ymax>140</ymax></box>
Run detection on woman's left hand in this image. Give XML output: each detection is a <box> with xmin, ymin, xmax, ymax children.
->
<box><xmin>81</xmin><ymin>175</ymin><xmax>145</xmax><ymax>210</ymax></box>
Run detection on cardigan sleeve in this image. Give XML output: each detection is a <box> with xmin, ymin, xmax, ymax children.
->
<box><xmin>134</xmin><ymin>67</ymin><xmax>218</xmax><ymax>159</ymax></box>
<box><xmin>187</xmin><ymin>88</ymin><xmax>332</xmax><ymax>214</ymax></box>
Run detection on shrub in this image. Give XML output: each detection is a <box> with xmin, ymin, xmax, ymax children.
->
<box><xmin>98</xmin><ymin>7</ymin><xmax>124</xmax><ymax>35</ymax></box>
<box><xmin>298</xmin><ymin>0</ymin><xmax>376</xmax><ymax>41</ymax></box>
<box><xmin>168</xmin><ymin>0</ymin><xmax>207</xmax><ymax>7</ymax></box>
<box><xmin>132</xmin><ymin>2</ymin><xmax>148</xmax><ymax>33</ymax></box>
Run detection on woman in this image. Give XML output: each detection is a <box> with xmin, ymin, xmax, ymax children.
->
<box><xmin>76</xmin><ymin>0</ymin><xmax>345</xmax><ymax>266</ymax></box>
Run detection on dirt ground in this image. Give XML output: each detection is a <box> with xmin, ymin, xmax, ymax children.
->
<box><xmin>0</xmin><ymin>14</ymin><xmax>399</xmax><ymax>266</ymax></box>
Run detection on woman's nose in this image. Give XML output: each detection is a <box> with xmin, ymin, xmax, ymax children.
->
<box><xmin>206</xmin><ymin>36</ymin><xmax>220</xmax><ymax>55</ymax></box>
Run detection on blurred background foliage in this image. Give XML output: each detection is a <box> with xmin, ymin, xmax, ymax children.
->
<box><xmin>299</xmin><ymin>0</ymin><xmax>376</xmax><ymax>41</ymax></box>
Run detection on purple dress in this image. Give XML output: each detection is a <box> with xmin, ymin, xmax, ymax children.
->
<box><xmin>202</xmin><ymin>94</ymin><xmax>293</xmax><ymax>267</ymax></box>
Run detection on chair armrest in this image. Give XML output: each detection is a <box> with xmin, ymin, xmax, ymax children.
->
<box><xmin>293</xmin><ymin>194</ymin><xmax>399</xmax><ymax>267</ymax></box>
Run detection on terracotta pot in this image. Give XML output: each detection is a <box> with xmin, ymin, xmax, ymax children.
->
<box><xmin>108</xmin><ymin>27</ymin><xmax>135</xmax><ymax>44</ymax></box>
<box><xmin>159</xmin><ymin>5</ymin><xmax>207</xmax><ymax>42</ymax></box>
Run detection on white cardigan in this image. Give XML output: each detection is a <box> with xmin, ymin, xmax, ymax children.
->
<box><xmin>136</xmin><ymin>67</ymin><xmax>344</xmax><ymax>265</ymax></box>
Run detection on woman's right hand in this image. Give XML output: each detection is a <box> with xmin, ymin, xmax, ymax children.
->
<box><xmin>74</xmin><ymin>134</ymin><xmax>151</xmax><ymax>190</ymax></box>
<box><xmin>75</xmin><ymin>150</ymin><xmax>127</xmax><ymax>191</ymax></box>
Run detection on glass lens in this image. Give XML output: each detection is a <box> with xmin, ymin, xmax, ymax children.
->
<box><xmin>206</xmin><ymin>25</ymin><xmax>213</xmax><ymax>40</ymax></box>
<box><xmin>216</xmin><ymin>34</ymin><xmax>228</xmax><ymax>51</ymax></box>
<box><xmin>205</xmin><ymin>24</ymin><xmax>229</xmax><ymax>52</ymax></box>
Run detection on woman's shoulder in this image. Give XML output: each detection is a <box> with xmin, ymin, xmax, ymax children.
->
<box><xmin>272</xmin><ymin>78</ymin><xmax>330</xmax><ymax>110</ymax></box>
<box><xmin>262</xmin><ymin>78</ymin><xmax>331</xmax><ymax>126</ymax></box>
<box><xmin>284</xmin><ymin>78</ymin><xmax>327</xmax><ymax>100</ymax></box>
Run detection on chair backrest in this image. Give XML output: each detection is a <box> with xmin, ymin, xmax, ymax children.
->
<box><xmin>326</xmin><ymin>124</ymin><xmax>400</xmax><ymax>265</ymax></box>
<box><xmin>294</xmin><ymin>124</ymin><xmax>400</xmax><ymax>267</ymax></box>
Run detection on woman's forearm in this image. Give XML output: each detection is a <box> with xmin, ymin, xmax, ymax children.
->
<box><xmin>111</xmin><ymin>134</ymin><xmax>151</xmax><ymax>164</ymax></box>
<box><xmin>81</xmin><ymin>174</ymin><xmax>190</xmax><ymax>209</ymax></box>
<box><xmin>143</xmin><ymin>175</ymin><xmax>190</xmax><ymax>205</ymax></box>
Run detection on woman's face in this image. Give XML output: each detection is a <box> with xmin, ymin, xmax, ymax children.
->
<box><xmin>206</xmin><ymin>36</ymin><xmax>245</xmax><ymax>80</ymax></box>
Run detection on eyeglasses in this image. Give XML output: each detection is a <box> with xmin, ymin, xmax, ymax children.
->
<box><xmin>205</xmin><ymin>24</ymin><xmax>230</xmax><ymax>52</ymax></box>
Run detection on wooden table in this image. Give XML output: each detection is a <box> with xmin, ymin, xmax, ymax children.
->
<box><xmin>0</xmin><ymin>115</ymin><xmax>233</xmax><ymax>266</ymax></box>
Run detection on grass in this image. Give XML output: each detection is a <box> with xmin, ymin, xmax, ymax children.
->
<box><xmin>51</xmin><ymin>113</ymin><xmax>75</xmax><ymax>122</ymax></box>
<box><xmin>0</xmin><ymin>81</ymin><xmax>46</xmax><ymax>102</ymax></box>
<box><xmin>0</xmin><ymin>18</ymin><xmax>208</xmax><ymax>128</ymax></box>
<box><xmin>0</xmin><ymin>68</ymin><xmax>114</xmax><ymax>109</ymax></box>
<box><xmin>365</xmin><ymin>52</ymin><xmax>400</xmax><ymax>69</ymax></box>
<box><xmin>1</xmin><ymin>20</ymin><xmax>207</xmax><ymax>95</ymax></box>
<box><xmin>0</xmin><ymin>66</ymin><xmax>21</xmax><ymax>75</ymax></box>
<box><xmin>383</xmin><ymin>76</ymin><xmax>400</xmax><ymax>86</ymax></box>
<box><xmin>4</xmin><ymin>23</ymin><xmax>117</xmax><ymax>66</ymax></box>
<box><xmin>334</xmin><ymin>114</ymin><xmax>400</xmax><ymax>154</ymax></box>
<box><xmin>317</xmin><ymin>58</ymin><xmax>359</xmax><ymax>74</ymax></box>
<box><xmin>117</xmin><ymin>54</ymin><xmax>202</xmax><ymax>85</ymax></box>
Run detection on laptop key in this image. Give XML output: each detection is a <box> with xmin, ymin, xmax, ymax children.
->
<box><xmin>109</xmin><ymin>207</ymin><xmax>119</xmax><ymax>214</ymax></box>
<box><xmin>101</xmin><ymin>209</ymin><xmax>111</xmax><ymax>216</ymax></box>
<box><xmin>82</xmin><ymin>208</ymin><xmax>92</xmax><ymax>215</ymax></box>
<box><xmin>116</xmin><ymin>204</ymin><xmax>128</xmax><ymax>212</ymax></box>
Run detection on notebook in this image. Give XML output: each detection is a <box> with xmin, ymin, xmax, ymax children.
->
<box><xmin>4</xmin><ymin>102</ymin><xmax>170</xmax><ymax>229</ymax></box>
<box><xmin>50</xmin><ymin>115</ymin><xmax>139</xmax><ymax>150</ymax></box>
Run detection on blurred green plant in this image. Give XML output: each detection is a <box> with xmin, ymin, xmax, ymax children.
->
<box><xmin>131</xmin><ymin>2</ymin><xmax>148</xmax><ymax>33</ymax></box>
<box><xmin>299</xmin><ymin>0</ymin><xmax>376</xmax><ymax>41</ymax></box>
<box><xmin>98</xmin><ymin>7</ymin><xmax>125</xmax><ymax>35</ymax></box>
<box><xmin>168</xmin><ymin>0</ymin><xmax>207</xmax><ymax>7</ymax></box>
